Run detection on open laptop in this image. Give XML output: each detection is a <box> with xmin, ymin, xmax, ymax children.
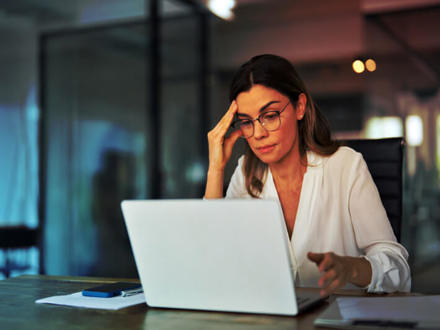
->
<box><xmin>121</xmin><ymin>199</ymin><xmax>325</xmax><ymax>316</ymax></box>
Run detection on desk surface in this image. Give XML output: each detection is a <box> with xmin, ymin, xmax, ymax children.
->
<box><xmin>0</xmin><ymin>275</ymin><xmax>410</xmax><ymax>330</ymax></box>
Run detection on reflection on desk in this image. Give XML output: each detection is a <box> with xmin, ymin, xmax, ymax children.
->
<box><xmin>0</xmin><ymin>275</ymin><xmax>414</xmax><ymax>330</ymax></box>
<box><xmin>144</xmin><ymin>308</ymin><xmax>299</xmax><ymax>329</ymax></box>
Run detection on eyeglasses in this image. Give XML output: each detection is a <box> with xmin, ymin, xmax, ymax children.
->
<box><xmin>233</xmin><ymin>101</ymin><xmax>290</xmax><ymax>138</ymax></box>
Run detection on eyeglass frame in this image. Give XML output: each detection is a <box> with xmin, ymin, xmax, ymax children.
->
<box><xmin>233</xmin><ymin>101</ymin><xmax>291</xmax><ymax>138</ymax></box>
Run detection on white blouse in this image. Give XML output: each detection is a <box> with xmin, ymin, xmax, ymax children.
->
<box><xmin>226</xmin><ymin>147</ymin><xmax>411</xmax><ymax>292</ymax></box>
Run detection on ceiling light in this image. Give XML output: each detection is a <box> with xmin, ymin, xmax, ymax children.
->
<box><xmin>207</xmin><ymin>0</ymin><xmax>236</xmax><ymax>20</ymax></box>
<box><xmin>352</xmin><ymin>60</ymin><xmax>365</xmax><ymax>74</ymax></box>
<box><xmin>365</xmin><ymin>59</ymin><xmax>377</xmax><ymax>72</ymax></box>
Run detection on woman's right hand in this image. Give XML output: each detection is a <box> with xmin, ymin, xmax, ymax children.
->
<box><xmin>207</xmin><ymin>101</ymin><xmax>243</xmax><ymax>172</ymax></box>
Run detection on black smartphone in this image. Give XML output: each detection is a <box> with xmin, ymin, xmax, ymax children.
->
<box><xmin>82</xmin><ymin>282</ymin><xmax>141</xmax><ymax>298</ymax></box>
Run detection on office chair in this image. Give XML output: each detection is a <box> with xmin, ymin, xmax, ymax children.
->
<box><xmin>0</xmin><ymin>226</ymin><xmax>39</xmax><ymax>277</ymax></box>
<box><xmin>340</xmin><ymin>137</ymin><xmax>404</xmax><ymax>242</ymax></box>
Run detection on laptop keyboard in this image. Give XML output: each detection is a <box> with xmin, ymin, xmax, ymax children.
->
<box><xmin>296</xmin><ymin>295</ymin><xmax>311</xmax><ymax>307</ymax></box>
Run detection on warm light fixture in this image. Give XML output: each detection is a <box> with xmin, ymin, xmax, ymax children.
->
<box><xmin>206</xmin><ymin>0</ymin><xmax>236</xmax><ymax>20</ymax></box>
<box><xmin>352</xmin><ymin>57</ymin><xmax>377</xmax><ymax>74</ymax></box>
<box><xmin>352</xmin><ymin>59</ymin><xmax>365</xmax><ymax>74</ymax></box>
<box><xmin>365</xmin><ymin>58</ymin><xmax>377</xmax><ymax>72</ymax></box>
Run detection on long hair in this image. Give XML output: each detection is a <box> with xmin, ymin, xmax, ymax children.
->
<box><xmin>229</xmin><ymin>54</ymin><xmax>339</xmax><ymax>197</ymax></box>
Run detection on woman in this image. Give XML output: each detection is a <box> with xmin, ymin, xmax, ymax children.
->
<box><xmin>205</xmin><ymin>54</ymin><xmax>410</xmax><ymax>296</ymax></box>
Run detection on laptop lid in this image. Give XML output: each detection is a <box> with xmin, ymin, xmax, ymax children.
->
<box><xmin>121</xmin><ymin>199</ymin><xmax>298</xmax><ymax>315</ymax></box>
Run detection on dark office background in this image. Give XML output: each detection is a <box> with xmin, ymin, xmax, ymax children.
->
<box><xmin>1</xmin><ymin>0</ymin><xmax>439</xmax><ymax>293</ymax></box>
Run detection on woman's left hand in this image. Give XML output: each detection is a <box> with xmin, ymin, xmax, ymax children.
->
<box><xmin>307</xmin><ymin>251</ymin><xmax>370</xmax><ymax>297</ymax></box>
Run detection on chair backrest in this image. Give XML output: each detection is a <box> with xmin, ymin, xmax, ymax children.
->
<box><xmin>0</xmin><ymin>226</ymin><xmax>39</xmax><ymax>277</ymax></box>
<box><xmin>340</xmin><ymin>138</ymin><xmax>404</xmax><ymax>242</ymax></box>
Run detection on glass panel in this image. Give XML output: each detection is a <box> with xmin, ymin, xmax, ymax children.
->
<box><xmin>363</xmin><ymin>10</ymin><xmax>440</xmax><ymax>292</ymax></box>
<box><xmin>43</xmin><ymin>24</ymin><xmax>149</xmax><ymax>276</ymax></box>
<box><xmin>161</xmin><ymin>7</ymin><xmax>205</xmax><ymax>198</ymax></box>
<box><xmin>0</xmin><ymin>19</ymin><xmax>39</xmax><ymax>279</ymax></box>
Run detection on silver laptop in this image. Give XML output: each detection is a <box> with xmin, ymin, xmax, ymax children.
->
<box><xmin>121</xmin><ymin>199</ymin><xmax>325</xmax><ymax>316</ymax></box>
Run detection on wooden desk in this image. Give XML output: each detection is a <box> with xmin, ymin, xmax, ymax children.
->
<box><xmin>0</xmin><ymin>275</ymin><xmax>404</xmax><ymax>330</ymax></box>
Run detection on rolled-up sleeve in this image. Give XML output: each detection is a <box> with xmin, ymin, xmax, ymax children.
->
<box><xmin>364</xmin><ymin>244</ymin><xmax>411</xmax><ymax>292</ymax></box>
<box><xmin>349</xmin><ymin>154</ymin><xmax>411</xmax><ymax>292</ymax></box>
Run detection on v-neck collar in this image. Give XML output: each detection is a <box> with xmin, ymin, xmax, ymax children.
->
<box><xmin>261</xmin><ymin>151</ymin><xmax>325</xmax><ymax>272</ymax></box>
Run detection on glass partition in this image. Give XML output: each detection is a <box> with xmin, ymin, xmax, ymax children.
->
<box><xmin>161</xmin><ymin>13</ymin><xmax>205</xmax><ymax>197</ymax></box>
<box><xmin>41</xmin><ymin>1</ymin><xmax>208</xmax><ymax>276</ymax></box>
<box><xmin>42</xmin><ymin>24</ymin><xmax>149</xmax><ymax>276</ymax></box>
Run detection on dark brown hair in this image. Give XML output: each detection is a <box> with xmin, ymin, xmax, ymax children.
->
<box><xmin>229</xmin><ymin>54</ymin><xmax>339</xmax><ymax>197</ymax></box>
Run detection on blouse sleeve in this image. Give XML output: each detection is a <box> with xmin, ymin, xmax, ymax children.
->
<box><xmin>348</xmin><ymin>154</ymin><xmax>411</xmax><ymax>293</ymax></box>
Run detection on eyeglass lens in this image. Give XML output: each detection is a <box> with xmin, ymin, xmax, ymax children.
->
<box><xmin>238</xmin><ymin>111</ymin><xmax>281</xmax><ymax>138</ymax></box>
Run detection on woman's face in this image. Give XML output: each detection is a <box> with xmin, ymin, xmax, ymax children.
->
<box><xmin>235</xmin><ymin>84</ymin><xmax>305</xmax><ymax>165</ymax></box>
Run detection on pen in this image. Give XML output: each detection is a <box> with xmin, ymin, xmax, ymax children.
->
<box><xmin>121</xmin><ymin>287</ymin><xmax>143</xmax><ymax>297</ymax></box>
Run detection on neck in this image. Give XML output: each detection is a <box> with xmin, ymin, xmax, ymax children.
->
<box><xmin>269</xmin><ymin>145</ymin><xmax>306</xmax><ymax>188</ymax></box>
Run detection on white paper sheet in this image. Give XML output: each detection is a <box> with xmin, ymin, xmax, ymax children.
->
<box><xmin>337</xmin><ymin>296</ymin><xmax>440</xmax><ymax>322</ymax></box>
<box><xmin>35</xmin><ymin>292</ymin><xmax>146</xmax><ymax>310</ymax></box>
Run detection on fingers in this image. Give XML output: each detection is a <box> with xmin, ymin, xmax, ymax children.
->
<box><xmin>223</xmin><ymin>129</ymin><xmax>243</xmax><ymax>161</ymax></box>
<box><xmin>227</xmin><ymin>100</ymin><xmax>238</xmax><ymax>114</ymax></box>
<box><xmin>317</xmin><ymin>252</ymin><xmax>335</xmax><ymax>273</ymax></box>
<box><xmin>207</xmin><ymin>101</ymin><xmax>238</xmax><ymax>147</ymax></box>
<box><xmin>319</xmin><ymin>268</ymin><xmax>337</xmax><ymax>287</ymax></box>
<box><xmin>320</xmin><ymin>275</ymin><xmax>344</xmax><ymax>297</ymax></box>
<box><xmin>207</xmin><ymin>101</ymin><xmax>239</xmax><ymax>171</ymax></box>
<box><xmin>309</xmin><ymin>252</ymin><xmax>349</xmax><ymax>296</ymax></box>
<box><xmin>212</xmin><ymin>101</ymin><xmax>238</xmax><ymax>134</ymax></box>
<box><xmin>307</xmin><ymin>252</ymin><xmax>324</xmax><ymax>264</ymax></box>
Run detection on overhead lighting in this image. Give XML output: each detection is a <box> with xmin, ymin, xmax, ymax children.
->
<box><xmin>206</xmin><ymin>0</ymin><xmax>236</xmax><ymax>20</ymax></box>
<box><xmin>352</xmin><ymin>57</ymin><xmax>377</xmax><ymax>74</ymax></box>
<box><xmin>352</xmin><ymin>60</ymin><xmax>365</xmax><ymax>74</ymax></box>
<box><xmin>365</xmin><ymin>58</ymin><xmax>377</xmax><ymax>72</ymax></box>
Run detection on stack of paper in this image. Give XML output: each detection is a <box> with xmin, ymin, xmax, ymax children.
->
<box><xmin>36</xmin><ymin>292</ymin><xmax>146</xmax><ymax>310</ymax></box>
<box><xmin>315</xmin><ymin>295</ymin><xmax>440</xmax><ymax>329</ymax></box>
<box><xmin>337</xmin><ymin>296</ymin><xmax>440</xmax><ymax>322</ymax></box>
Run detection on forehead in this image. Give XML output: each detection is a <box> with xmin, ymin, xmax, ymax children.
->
<box><xmin>236</xmin><ymin>85</ymin><xmax>287</xmax><ymax>115</ymax></box>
